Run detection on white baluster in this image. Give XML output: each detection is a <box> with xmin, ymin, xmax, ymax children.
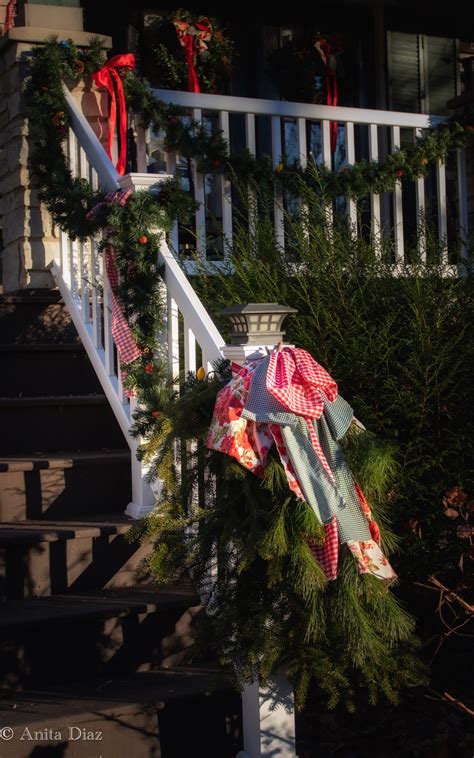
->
<box><xmin>345</xmin><ymin>121</ymin><xmax>358</xmax><ymax>233</ymax></box>
<box><xmin>391</xmin><ymin>126</ymin><xmax>404</xmax><ymax>262</ymax></box>
<box><xmin>91</xmin><ymin>237</ymin><xmax>102</xmax><ymax>350</ymax></box>
<box><xmin>297</xmin><ymin>117</ymin><xmax>307</xmax><ymax>169</ymax></box>
<box><xmin>245</xmin><ymin>113</ymin><xmax>258</xmax><ymax>241</ymax></box>
<box><xmin>184</xmin><ymin>319</ymin><xmax>197</xmax><ymax>376</ymax></box>
<box><xmin>102</xmin><ymin>247</ymin><xmax>115</xmax><ymax>376</ymax></box>
<box><xmin>436</xmin><ymin>158</ymin><xmax>448</xmax><ymax>263</ymax></box>
<box><xmin>271</xmin><ymin>115</ymin><xmax>285</xmax><ymax>250</ymax></box>
<box><xmin>368</xmin><ymin>123</ymin><xmax>381</xmax><ymax>246</ymax></box>
<box><xmin>167</xmin><ymin>291</ymin><xmax>180</xmax><ymax>385</ymax></box>
<box><xmin>193</xmin><ymin>108</ymin><xmax>207</xmax><ymax>258</ymax></box>
<box><xmin>415</xmin><ymin>128</ymin><xmax>427</xmax><ymax>262</ymax></box>
<box><xmin>321</xmin><ymin>119</ymin><xmax>333</xmax><ymax>229</ymax></box>
<box><xmin>456</xmin><ymin>148</ymin><xmax>469</xmax><ymax>265</ymax></box>
<box><xmin>165</xmin><ymin>151</ymin><xmax>180</xmax><ymax>253</ymax></box>
<box><xmin>218</xmin><ymin>110</ymin><xmax>233</xmax><ymax>253</ymax></box>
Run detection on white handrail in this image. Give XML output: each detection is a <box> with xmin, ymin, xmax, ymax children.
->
<box><xmin>153</xmin><ymin>88</ymin><xmax>448</xmax><ymax>129</ymax></box>
<box><xmin>63</xmin><ymin>85</ymin><xmax>120</xmax><ymax>192</ymax></box>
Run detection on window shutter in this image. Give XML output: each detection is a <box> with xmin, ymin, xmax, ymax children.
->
<box><xmin>387</xmin><ymin>32</ymin><xmax>421</xmax><ymax>112</ymax></box>
<box><xmin>426</xmin><ymin>36</ymin><xmax>457</xmax><ymax>115</ymax></box>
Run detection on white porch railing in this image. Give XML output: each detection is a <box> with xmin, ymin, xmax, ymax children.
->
<box><xmin>146</xmin><ymin>89</ymin><xmax>469</xmax><ymax>264</ymax></box>
<box><xmin>54</xmin><ymin>86</ymin><xmax>225</xmax><ymax>519</ymax></box>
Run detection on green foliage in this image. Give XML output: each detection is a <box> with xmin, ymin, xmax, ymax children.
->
<box><xmin>196</xmin><ymin>198</ymin><xmax>474</xmax><ymax>584</ymax></box>
<box><xmin>133</xmin><ymin>366</ymin><xmax>426</xmax><ymax>710</ymax></box>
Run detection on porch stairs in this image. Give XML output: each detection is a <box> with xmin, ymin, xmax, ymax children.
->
<box><xmin>0</xmin><ymin>290</ymin><xmax>242</xmax><ymax>758</ymax></box>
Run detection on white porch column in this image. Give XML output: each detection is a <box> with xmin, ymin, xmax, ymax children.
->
<box><xmin>238</xmin><ymin>676</ymin><xmax>296</xmax><ymax>758</ymax></box>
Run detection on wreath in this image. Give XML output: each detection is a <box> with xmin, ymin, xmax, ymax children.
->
<box><xmin>143</xmin><ymin>9</ymin><xmax>234</xmax><ymax>94</ymax></box>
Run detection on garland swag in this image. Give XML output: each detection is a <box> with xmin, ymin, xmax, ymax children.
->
<box><xmin>129</xmin><ymin>365</ymin><xmax>427</xmax><ymax>710</ymax></box>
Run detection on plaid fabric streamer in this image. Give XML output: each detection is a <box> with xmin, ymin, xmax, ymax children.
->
<box><xmin>309</xmin><ymin>516</ymin><xmax>339</xmax><ymax>581</ymax></box>
<box><xmin>86</xmin><ymin>188</ymin><xmax>140</xmax><ymax>395</ymax></box>
<box><xmin>85</xmin><ymin>188</ymin><xmax>133</xmax><ymax>222</ymax></box>
<box><xmin>2</xmin><ymin>0</ymin><xmax>17</xmax><ymax>35</ymax></box>
<box><xmin>266</xmin><ymin>347</ymin><xmax>338</xmax><ymax>481</ymax></box>
<box><xmin>105</xmin><ymin>247</ymin><xmax>142</xmax><ymax>369</ymax></box>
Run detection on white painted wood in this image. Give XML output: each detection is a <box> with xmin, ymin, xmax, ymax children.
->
<box><xmin>153</xmin><ymin>88</ymin><xmax>447</xmax><ymax>129</ymax></box>
<box><xmin>167</xmin><ymin>291</ymin><xmax>180</xmax><ymax>382</ymax></box>
<box><xmin>91</xmin><ymin>237</ymin><xmax>102</xmax><ymax>350</ymax></box>
<box><xmin>456</xmin><ymin>148</ymin><xmax>469</xmax><ymax>263</ymax></box>
<box><xmin>218</xmin><ymin>110</ymin><xmax>233</xmax><ymax>250</ymax></box>
<box><xmin>50</xmin><ymin>262</ymin><xmax>131</xmax><ymax>439</ymax></box>
<box><xmin>436</xmin><ymin>158</ymin><xmax>448</xmax><ymax>262</ymax></box>
<box><xmin>241</xmin><ymin>676</ymin><xmax>296</xmax><ymax>758</ymax></box>
<box><xmin>271</xmin><ymin>115</ymin><xmax>285</xmax><ymax>250</ymax></box>
<box><xmin>184</xmin><ymin>320</ymin><xmax>197</xmax><ymax>375</ymax></box>
<box><xmin>63</xmin><ymin>85</ymin><xmax>120</xmax><ymax>192</ymax></box>
<box><xmin>102</xmin><ymin>248</ymin><xmax>115</xmax><ymax>376</ymax></box>
<box><xmin>245</xmin><ymin>112</ymin><xmax>258</xmax><ymax>242</ymax></box>
<box><xmin>345</xmin><ymin>121</ymin><xmax>358</xmax><ymax>230</ymax></box>
<box><xmin>165</xmin><ymin>152</ymin><xmax>180</xmax><ymax>253</ymax></box>
<box><xmin>391</xmin><ymin>125</ymin><xmax>405</xmax><ymax>262</ymax></box>
<box><xmin>415</xmin><ymin>127</ymin><xmax>427</xmax><ymax>261</ymax></box>
<box><xmin>159</xmin><ymin>239</ymin><xmax>225</xmax><ymax>364</ymax></box>
<box><xmin>297</xmin><ymin>117</ymin><xmax>307</xmax><ymax>169</ymax></box>
<box><xmin>369</xmin><ymin>123</ymin><xmax>381</xmax><ymax>244</ymax></box>
<box><xmin>193</xmin><ymin>108</ymin><xmax>207</xmax><ymax>257</ymax></box>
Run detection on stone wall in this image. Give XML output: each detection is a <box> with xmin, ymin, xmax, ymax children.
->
<box><xmin>0</xmin><ymin>18</ymin><xmax>111</xmax><ymax>293</ymax></box>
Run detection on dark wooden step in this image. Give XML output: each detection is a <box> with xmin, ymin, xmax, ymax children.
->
<box><xmin>0</xmin><ymin>450</ymin><xmax>132</xmax><ymax>519</ymax></box>
<box><xmin>0</xmin><ymin>396</ymin><xmax>127</xmax><ymax>454</ymax></box>
<box><xmin>0</xmin><ymin>344</ymin><xmax>102</xmax><ymax>396</ymax></box>
<box><xmin>0</xmin><ymin>669</ymin><xmax>242</xmax><ymax>758</ymax></box>
<box><xmin>0</xmin><ymin>290</ymin><xmax>80</xmax><ymax>345</ymax></box>
<box><xmin>0</xmin><ymin>516</ymin><xmax>151</xmax><ymax>600</ymax></box>
<box><xmin>0</xmin><ymin>587</ymin><xmax>203</xmax><ymax>689</ymax></box>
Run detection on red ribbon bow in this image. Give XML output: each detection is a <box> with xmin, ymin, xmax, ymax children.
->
<box><xmin>174</xmin><ymin>17</ymin><xmax>213</xmax><ymax>93</ymax></box>
<box><xmin>92</xmin><ymin>53</ymin><xmax>135</xmax><ymax>176</ymax></box>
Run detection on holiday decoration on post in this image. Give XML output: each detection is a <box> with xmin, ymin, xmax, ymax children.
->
<box><xmin>92</xmin><ymin>53</ymin><xmax>136</xmax><ymax>175</ymax></box>
<box><xmin>206</xmin><ymin>347</ymin><xmax>396</xmax><ymax>583</ymax></box>
<box><xmin>314</xmin><ymin>34</ymin><xmax>344</xmax><ymax>152</ymax></box>
<box><xmin>144</xmin><ymin>9</ymin><xmax>234</xmax><ymax>94</ymax></box>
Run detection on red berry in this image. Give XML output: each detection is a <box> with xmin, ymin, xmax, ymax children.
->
<box><xmin>396</xmin><ymin>169</ymin><xmax>404</xmax><ymax>178</ymax></box>
<box><xmin>151</xmin><ymin>410</ymin><xmax>161</xmax><ymax>418</ymax></box>
<box><xmin>144</xmin><ymin>362</ymin><xmax>154</xmax><ymax>373</ymax></box>
<box><xmin>138</xmin><ymin>235</ymin><xmax>148</xmax><ymax>245</ymax></box>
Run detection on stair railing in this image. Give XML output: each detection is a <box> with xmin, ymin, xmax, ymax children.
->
<box><xmin>53</xmin><ymin>85</ymin><xmax>225</xmax><ymax>519</ymax></box>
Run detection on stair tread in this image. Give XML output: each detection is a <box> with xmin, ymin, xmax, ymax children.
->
<box><xmin>0</xmin><ymin>395</ymin><xmax>109</xmax><ymax>406</ymax></box>
<box><xmin>0</xmin><ymin>668</ymin><xmax>230</xmax><ymax>724</ymax></box>
<box><xmin>0</xmin><ymin>450</ymin><xmax>130</xmax><ymax>472</ymax></box>
<box><xmin>0</xmin><ymin>587</ymin><xmax>200</xmax><ymax>626</ymax></box>
<box><xmin>0</xmin><ymin>516</ymin><xmax>135</xmax><ymax>544</ymax></box>
<box><xmin>0</xmin><ymin>343</ymin><xmax>84</xmax><ymax>352</ymax></box>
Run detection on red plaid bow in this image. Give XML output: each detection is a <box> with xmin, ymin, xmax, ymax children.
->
<box><xmin>266</xmin><ymin>347</ymin><xmax>338</xmax><ymax>481</ymax></box>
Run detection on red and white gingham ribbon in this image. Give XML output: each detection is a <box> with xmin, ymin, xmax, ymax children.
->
<box><xmin>266</xmin><ymin>346</ymin><xmax>338</xmax><ymax>481</ymax></box>
<box><xmin>2</xmin><ymin>0</ymin><xmax>17</xmax><ymax>35</ymax></box>
<box><xmin>309</xmin><ymin>516</ymin><xmax>339</xmax><ymax>580</ymax></box>
<box><xmin>86</xmin><ymin>188</ymin><xmax>141</xmax><ymax>394</ymax></box>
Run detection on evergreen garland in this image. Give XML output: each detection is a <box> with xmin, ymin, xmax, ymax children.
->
<box><xmin>129</xmin><ymin>365</ymin><xmax>427</xmax><ymax>710</ymax></box>
<box><xmin>143</xmin><ymin>9</ymin><xmax>235</xmax><ymax>93</ymax></box>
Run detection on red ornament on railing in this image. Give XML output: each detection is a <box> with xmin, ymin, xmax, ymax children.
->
<box><xmin>173</xmin><ymin>17</ymin><xmax>213</xmax><ymax>93</ymax></box>
<box><xmin>92</xmin><ymin>54</ymin><xmax>136</xmax><ymax>176</ymax></box>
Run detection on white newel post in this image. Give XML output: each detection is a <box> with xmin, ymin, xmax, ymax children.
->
<box><xmin>219</xmin><ymin>304</ymin><xmax>298</xmax><ymax>758</ymax></box>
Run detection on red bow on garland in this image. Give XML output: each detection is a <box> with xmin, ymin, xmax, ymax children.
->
<box><xmin>173</xmin><ymin>17</ymin><xmax>213</xmax><ymax>93</ymax></box>
<box><xmin>92</xmin><ymin>54</ymin><xmax>136</xmax><ymax>176</ymax></box>
<box><xmin>314</xmin><ymin>37</ymin><xmax>342</xmax><ymax>153</ymax></box>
